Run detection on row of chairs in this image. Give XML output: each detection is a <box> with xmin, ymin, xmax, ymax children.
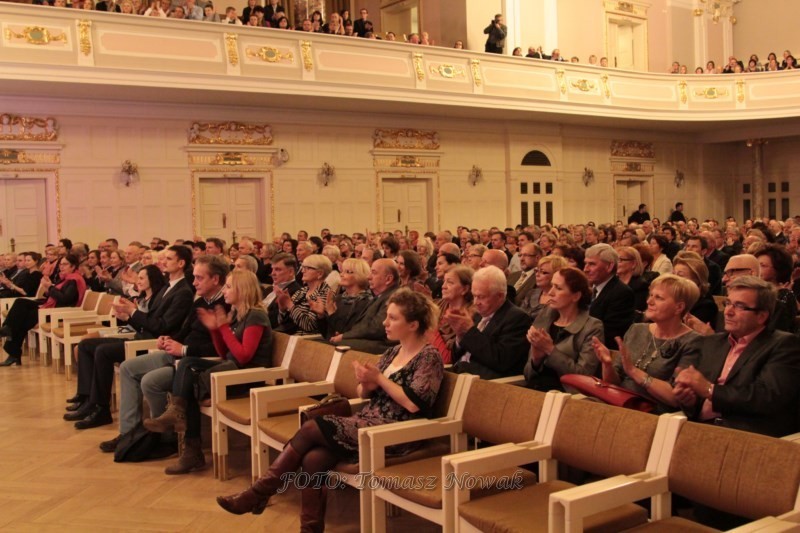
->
<box><xmin>202</xmin><ymin>334</ymin><xmax>800</xmax><ymax>532</ymax></box>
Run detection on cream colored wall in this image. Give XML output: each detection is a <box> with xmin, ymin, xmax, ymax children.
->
<box><xmin>465</xmin><ymin>0</ymin><xmax>501</xmax><ymax>52</ymax></box>
<box><xmin>733</xmin><ymin>0</ymin><xmax>797</xmax><ymax>63</ymax></box>
<box><xmin>556</xmin><ymin>0</ymin><xmax>604</xmax><ymax>64</ymax></box>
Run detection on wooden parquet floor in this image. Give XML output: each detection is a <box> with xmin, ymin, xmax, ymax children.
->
<box><xmin>0</xmin><ymin>353</ymin><xmax>442</xmax><ymax>532</ymax></box>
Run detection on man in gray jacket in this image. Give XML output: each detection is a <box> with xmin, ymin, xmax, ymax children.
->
<box><xmin>484</xmin><ymin>14</ymin><xmax>507</xmax><ymax>54</ymax></box>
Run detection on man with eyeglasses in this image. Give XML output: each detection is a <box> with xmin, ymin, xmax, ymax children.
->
<box><xmin>509</xmin><ymin>243</ymin><xmax>542</xmax><ymax>308</ymax></box>
<box><xmin>674</xmin><ymin>276</ymin><xmax>800</xmax><ymax>438</ymax></box>
<box><xmin>721</xmin><ymin>254</ymin><xmax>759</xmax><ymax>292</ymax></box>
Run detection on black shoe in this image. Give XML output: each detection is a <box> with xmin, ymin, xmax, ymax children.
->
<box><xmin>0</xmin><ymin>356</ymin><xmax>21</xmax><ymax>367</ymax></box>
<box><xmin>99</xmin><ymin>434</ymin><xmax>122</xmax><ymax>453</ymax></box>
<box><xmin>75</xmin><ymin>407</ymin><xmax>113</xmax><ymax>430</ymax></box>
<box><xmin>64</xmin><ymin>402</ymin><xmax>95</xmax><ymax>421</ymax></box>
<box><xmin>65</xmin><ymin>401</ymin><xmax>86</xmax><ymax>412</ymax></box>
<box><xmin>66</xmin><ymin>394</ymin><xmax>86</xmax><ymax>404</ymax></box>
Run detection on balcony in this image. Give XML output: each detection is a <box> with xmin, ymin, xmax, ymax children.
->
<box><xmin>2</xmin><ymin>4</ymin><xmax>800</xmax><ymax>138</ymax></box>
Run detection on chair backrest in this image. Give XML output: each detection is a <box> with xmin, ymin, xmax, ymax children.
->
<box><xmin>334</xmin><ymin>350</ymin><xmax>380</xmax><ymax>398</ymax></box>
<box><xmin>461</xmin><ymin>379</ymin><xmax>547</xmax><ymax>444</ymax></box>
<box><xmin>289</xmin><ymin>338</ymin><xmax>336</xmax><ymax>383</ymax></box>
<box><xmin>82</xmin><ymin>290</ymin><xmax>100</xmax><ymax>311</ymax></box>
<box><xmin>668</xmin><ymin>422</ymin><xmax>800</xmax><ymax>519</ymax></box>
<box><xmin>551</xmin><ymin>399</ymin><xmax>658</xmax><ymax>477</ymax></box>
<box><xmin>271</xmin><ymin>331</ymin><xmax>292</xmax><ymax>368</ymax></box>
<box><xmin>432</xmin><ymin>370</ymin><xmax>463</xmax><ymax>418</ymax></box>
<box><xmin>96</xmin><ymin>293</ymin><xmax>116</xmax><ymax>315</ymax></box>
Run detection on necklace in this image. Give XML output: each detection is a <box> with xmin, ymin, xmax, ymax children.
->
<box><xmin>634</xmin><ymin>333</ymin><xmax>668</xmax><ymax>372</ymax></box>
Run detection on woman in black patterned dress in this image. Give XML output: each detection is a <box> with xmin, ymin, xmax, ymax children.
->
<box><xmin>217</xmin><ymin>288</ymin><xmax>444</xmax><ymax>531</ymax></box>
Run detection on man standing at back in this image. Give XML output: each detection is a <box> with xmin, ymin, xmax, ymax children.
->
<box><xmin>483</xmin><ymin>14</ymin><xmax>507</xmax><ymax>54</ymax></box>
<box><xmin>584</xmin><ymin>244</ymin><xmax>634</xmax><ymax>349</ymax></box>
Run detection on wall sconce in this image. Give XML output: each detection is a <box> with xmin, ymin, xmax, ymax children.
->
<box><xmin>271</xmin><ymin>148</ymin><xmax>289</xmax><ymax>167</ymax></box>
<box><xmin>120</xmin><ymin>159</ymin><xmax>139</xmax><ymax>187</ymax></box>
<box><xmin>468</xmin><ymin>165</ymin><xmax>482</xmax><ymax>186</ymax></box>
<box><xmin>582</xmin><ymin>167</ymin><xmax>594</xmax><ymax>187</ymax></box>
<box><xmin>674</xmin><ymin>170</ymin><xmax>685</xmax><ymax>188</ymax></box>
<box><xmin>318</xmin><ymin>162</ymin><xmax>335</xmax><ymax>186</ymax></box>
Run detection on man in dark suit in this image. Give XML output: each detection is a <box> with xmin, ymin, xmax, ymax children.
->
<box><xmin>584</xmin><ymin>244</ymin><xmax>635</xmax><ymax>349</ymax></box>
<box><xmin>353</xmin><ymin>8</ymin><xmax>372</xmax><ymax>37</ymax></box>
<box><xmin>264</xmin><ymin>253</ymin><xmax>301</xmax><ymax>329</ymax></box>
<box><xmin>333</xmin><ymin>258</ymin><xmax>399</xmax><ymax>354</ymax></box>
<box><xmin>96</xmin><ymin>0</ymin><xmax>121</xmax><ymax>11</ymax></box>
<box><xmin>707</xmin><ymin>229</ymin><xmax>731</xmax><ymax>271</ymax></box>
<box><xmin>67</xmin><ymin>246</ymin><xmax>194</xmax><ymax>430</ymax></box>
<box><xmin>446</xmin><ymin>266</ymin><xmax>531</xmax><ymax>379</ymax></box>
<box><xmin>674</xmin><ymin>276</ymin><xmax>800</xmax><ymax>438</ymax></box>
<box><xmin>627</xmin><ymin>203</ymin><xmax>650</xmax><ymax>225</ymax></box>
<box><xmin>509</xmin><ymin>243</ymin><xmax>542</xmax><ymax>312</ymax></box>
<box><xmin>684</xmin><ymin>236</ymin><xmax>723</xmax><ymax>295</ymax></box>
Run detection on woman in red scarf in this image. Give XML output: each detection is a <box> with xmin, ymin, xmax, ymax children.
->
<box><xmin>0</xmin><ymin>254</ymin><xmax>86</xmax><ymax>366</ymax></box>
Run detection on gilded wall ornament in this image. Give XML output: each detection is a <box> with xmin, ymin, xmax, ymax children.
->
<box><xmin>224</xmin><ymin>33</ymin><xmax>239</xmax><ymax>66</ymax></box>
<box><xmin>610</xmin><ymin>140</ymin><xmax>655</xmax><ymax>159</ymax></box>
<box><xmin>300</xmin><ymin>40</ymin><xmax>313</xmax><ymax>71</ymax></box>
<box><xmin>0</xmin><ymin>149</ymin><xmax>35</xmax><ymax>165</ymax></box>
<box><xmin>470</xmin><ymin>59</ymin><xmax>482</xmax><ymax>87</ymax></box>
<box><xmin>429</xmin><ymin>64</ymin><xmax>464</xmax><ymax>79</ymax></box>
<box><xmin>78</xmin><ymin>20</ymin><xmax>92</xmax><ymax>56</ymax></box>
<box><xmin>212</xmin><ymin>152</ymin><xmax>253</xmax><ymax>165</ymax></box>
<box><xmin>412</xmin><ymin>53</ymin><xmax>425</xmax><ymax>81</ymax></box>
<box><xmin>4</xmin><ymin>26</ymin><xmax>67</xmax><ymax>45</ymax></box>
<box><xmin>373</xmin><ymin>129</ymin><xmax>439</xmax><ymax>150</ymax></box>
<box><xmin>694</xmin><ymin>87</ymin><xmax>729</xmax><ymax>99</ymax></box>
<box><xmin>188</xmin><ymin>122</ymin><xmax>273</xmax><ymax>145</ymax></box>
<box><xmin>736</xmin><ymin>80</ymin><xmax>745</xmax><ymax>103</ymax></box>
<box><xmin>556</xmin><ymin>70</ymin><xmax>567</xmax><ymax>95</ymax></box>
<box><xmin>601</xmin><ymin>75</ymin><xmax>610</xmax><ymax>98</ymax></box>
<box><xmin>246</xmin><ymin>46</ymin><xmax>294</xmax><ymax>63</ymax></box>
<box><xmin>678</xmin><ymin>80</ymin><xmax>688</xmax><ymax>104</ymax></box>
<box><xmin>570</xmin><ymin>79</ymin><xmax>596</xmax><ymax>92</ymax></box>
<box><xmin>0</xmin><ymin>114</ymin><xmax>59</xmax><ymax>141</ymax></box>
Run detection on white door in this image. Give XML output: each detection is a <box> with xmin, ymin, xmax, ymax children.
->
<box><xmin>381</xmin><ymin>179</ymin><xmax>429</xmax><ymax>233</ymax></box>
<box><xmin>616</xmin><ymin>23</ymin><xmax>634</xmax><ymax>70</ymax></box>
<box><xmin>199</xmin><ymin>178</ymin><xmax>264</xmax><ymax>244</ymax></box>
<box><xmin>0</xmin><ymin>179</ymin><xmax>48</xmax><ymax>253</ymax></box>
<box><xmin>615</xmin><ymin>180</ymin><xmax>643</xmax><ymax>223</ymax></box>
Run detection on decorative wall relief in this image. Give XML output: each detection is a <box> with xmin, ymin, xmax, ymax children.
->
<box><xmin>0</xmin><ymin>114</ymin><xmax>59</xmax><ymax>141</ymax></box>
<box><xmin>188</xmin><ymin>122</ymin><xmax>273</xmax><ymax>145</ymax></box>
<box><xmin>610</xmin><ymin>140</ymin><xmax>655</xmax><ymax>159</ymax></box>
<box><xmin>372</xmin><ymin>129</ymin><xmax>439</xmax><ymax>150</ymax></box>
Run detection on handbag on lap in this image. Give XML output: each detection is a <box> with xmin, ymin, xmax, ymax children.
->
<box><xmin>299</xmin><ymin>393</ymin><xmax>351</xmax><ymax>424</ymax></box>
<box><xmin>560</xmin><ymin>374</ymin><xmax>656</xmax><ymax>413</ymax></box>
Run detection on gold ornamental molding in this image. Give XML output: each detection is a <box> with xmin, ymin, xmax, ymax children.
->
<box><xmin>736</xmin><ymin>80</ymin><xmax>745</xmax><ymax>103</ymax></box>
<box><xmin>570</xmin><ymin>79</ymin><xmax>596</xmax><ymax>92</ymax></box>
<box><xmin>611</xmin><ymin>161</ymin><xmax>654</xmax><ymax>173</ymax></box>
<box><xmin>373</xmin><ymin>155</ymin><xmax>440</xmax><ymax>168</ymax></box>
<box><xmin>300</xmin><ymin>40</ymin><xmax>313</xmax><ymax>71</ymax></box>
<box><xmin>246</xmin><ymin>46</ymin><xmax>294</xmax><ymax>64</ymax></box>
<box><xmin>556</xmin><ymin>70</ymin><xmax>567</xmax><ymax>95</ymax></box>
<box><xmin>470</xmin><ymin>59</ymin><xmax>482</xmax><ymax>87</ymax></box>
<box><xmin>412</xmin><ymin>52</ymin><xmax>425</xmax><ymax>81</ymax></box>
<box><xmin>77</xmin><ymin>20</ymin><xmax>92</xmax><ymax>56</ymax></box>
<box><xmin>188</xmin><ymin>122</ymin><xmax>273</xmax><ymax>145</ymax></box>
<box><xmin>0</xmin><ymin>149</ymin><xmax>34</xmax><ymax>165</ymax></box>
<box><xmin>429</xmin><ymin>64</ymin><xmax>465</xmax><ymax>79</ymax></box>
<box><xmin>211</xmin><ymin>152</ymin><xmax>253</xmax><ymax>166</ymax></box>
<box><xmin>224</xmin><ymin>33</ymin><xmax>239</xmax><ymax>66</ymax></box>
<box><xmin>373</xmin><ymin>129</ymin><xmax>439</xmax><ymax>150</ymax></box>
<box><xmin>0</xmin><ymin>114</ymin><xmax>59</xmax><ymax>141</ymax></box>
<box><xmin>694</xmin><ymin>87</ymin><xmax>729</xmax><ymax>99</ymax></box>
<box><xmin>4</xmin><ymin>25</ymin><xmax>67</xmax><ymax>46</ymax></box>
<box><xmin>601</xmin><ymin>75</ymin><xmax>610</xmax><ymax>98</ymax></box>
<box><xmin>611</xmin><ymin>140</ymin><xmax>655</xmax><ymax>159</ymax></box>
<box><xmin>678</xmin><ymin>80</ymin><xmax>688</xmax><ymax>104</ymax></box>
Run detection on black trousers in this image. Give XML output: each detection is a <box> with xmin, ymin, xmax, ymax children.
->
<box><xmin>2</xmin><ymin>299</ymin><xmax>40</xmax><ymax>357</ymax></box>
<box><xmin>173</xmin><ymin>357</ymin><xmax>230</xmax><ymax>438</ymax></box>
<box><xmin>76</xmin><ymin>337</ymin><xmax>126</xmax><ymax>408</ymax></box>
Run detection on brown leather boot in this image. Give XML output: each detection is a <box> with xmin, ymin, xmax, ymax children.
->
<box><xmin>300</xmin><ymin>486</ymin><xmax>328</xmax><ymax>533</ymax></box>
<box><xmin>216</xmin><ymin>444</ymin><xmax>303</xmax><ymax>515</ymax></box>
<box><xmin>144</xmin><ymin>395</ymin><xmax>186</xmax><ymax>433</ymax></box>
<box><xmin>165</xmin><ymin>437</ymin><xmax>204</xmax><ymax>475</ymax></box>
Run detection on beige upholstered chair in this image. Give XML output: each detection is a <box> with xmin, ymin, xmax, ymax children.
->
<box><xmin>448</xmin><ymin>399</ymin><xmax>684</xmax><ymax>533</ymax></box>
<box><xmin>364</xmin><ymin>379</ymin><xmax>569</xmax><ymax>532</ymax></box>
<box><xmin>50</xmin><ymin>293</ymin><xmax>117</xmax><ymax>378</ymax></box>
<box><xmin>35</xmin><ymin>290</ymin><xmax>101</xmax><ymax>365</ymax></box>
<box><xmin>549</xmin><ymin>421</ymin><xmax>800</xmax><ymax>532</ymax></box>
<box><xmin>212</xmin><ymin>337</ymin><xmax>338</xmax><ymax>480</ymax></box>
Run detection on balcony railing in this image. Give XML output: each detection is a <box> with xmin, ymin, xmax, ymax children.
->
<box><xmin>2</xmin><ymin>4</ymin><xmax>800</xmax><ymax>123</ymax></box>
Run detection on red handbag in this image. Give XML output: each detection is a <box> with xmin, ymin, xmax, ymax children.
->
<box><xmin>560</xmin><ymin>374</ymin><xmax>656</xmax><ymax>413</ymax></box>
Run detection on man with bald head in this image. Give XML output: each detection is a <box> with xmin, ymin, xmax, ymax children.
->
<box><xmin>722</xmin><ymin>254</ymin><xmax>760</xmax><ymax>290</ymax></box>
<box><xmin>330</xmin><ymin>258</ymin><xmax>399</xmax><ymax>354</ymax></box>
<box><xmin>445</xmin><ymin>266</ymin><xmax>530</xmax><ymax>379</ymax></box>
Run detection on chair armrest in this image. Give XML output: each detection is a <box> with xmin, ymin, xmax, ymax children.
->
<box><xmin>490</xmin><ymin>374</ymin><xmax>526</xmax><ymax>386</ymax></box>
<box><xmin>447</xmin><ymin>440</ymin><xmax>550</xmax><ymax>479</ymax></box>
<box><xmin>366</xmin><ymin>418</ymin><xmax>463</xmax><ymax>451</ymax></box>
<box><xmin>50</xmin><ymin>310</ymin><xmax>100</xmax><ymax>326</ymax></box>
<box><xmin>124</xmin><ymin>339</ymin><xmax>160</xmax><ymax>361</ymax></box>
<box><xmin>781</xmin><ymin>432</ymin><xmax>800</xmax><ymax>443</ymax></box>
<box><xmin>212</xmin><ymin>367</ymin><xmax>289</xmax><ymax>403</ymax></box>
<box><xmin>548</xmin><ymin>473</ymin><xmax>668</xmax><ymax>533</ymax></box>
<box><xmin>297</xmin><ymin>333</ymin><xmax>323</xmax><ymax>340</ymax></box>
<box><xmin>250</xmin><ymin>381</ymin><xmax>335</xmax><ymax>418</ymax></box>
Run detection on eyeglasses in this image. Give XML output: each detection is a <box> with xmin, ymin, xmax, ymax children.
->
<box><xmin>467</xmin><ymin>254</ymin><xmax>482</xmax><ymax>259</ymax></box>
<box><xmin>342</xmin><ymin>269</ymin><xmax>356</xmax><ymax>274</ymax></box>
<box><xmin>619</xmin><ymin>258</ymin><xmax>635</xmax><ymax>262</ymax></box>
<box><xmin>519</xmin><ymin>253</ymin><xmax>538</xmax><ymax>258</ymax></box>
<box><xmin>301</xmin><ymin>265</ymin><xmax>319</xmax><ymax>271</ymax></box>
<box><xmin>722</xmin><ymin>299</ymin><xmax>760</xmax><ymax>312</ymax></box>
<box><xmin>723</xmin><ymin>267</ymin><xmax>752</xmax><ymax>277</ymax></box>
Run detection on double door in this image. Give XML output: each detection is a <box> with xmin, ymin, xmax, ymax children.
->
<box><xmin>198</xmin><ymin>177</ymin><xmax>264</xmax><ymax>244</ymax></box>
<box><xmin>381</xmin><ymin>178</ymin><xmax>430</xmax><ymax>233</ymax></box>
<box><xmin>0</xmin><ymin>178</ymin><xmax>48</xmax><ymax>253</ymax></box>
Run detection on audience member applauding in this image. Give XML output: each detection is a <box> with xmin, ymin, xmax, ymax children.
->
<box><xmin>674</xmin><ymin>276</ymin><xmax>800</xmax><ymax>438</ymax></box>
<box><xmin>584</xmin><ymin>244</ymin><xmax>635</xmax><ymax>349</ymax></box>
<box><xmin>525</xmin><ymin>267</ymin><xmax>602</xmax><ymax>391</ymax></box>
<box><xmin>519</xmin><ymin>255</ymin><xmax>567</xmax><ymax>320</ymax></box>
<box><xmin>145</xmin><ymin>269</ymin><xmax>271</xmax><ymax>473</ymax></box>
<box><xmin>217</xmin><ymin>288</ymin><xmax>443</xmax><ymax>530</ymax></box>
<box><xmin>1</xmin><ymin>254</ymin><xmax>86</xmax><ymax>367</ymax></box>
<box><xmin>312</xmin><ymin>258</ymin><xmax>373</xmax><ymax>342</ymax></box>
<box><xmin>448</xmin><ymin>266</ymin><xmax>530</xmax><ymax>379</ymax></box>
<box><xmin>432</xmin><ymin>265</ymin><xmax>473</xmax><ymax>364</ymax></box>
<box><xmin>275</xmin><ymin>254</ymin><xmax>331</xmax><ymax>335</ymax></box>
<box><xmin>593</xmin><ymin>274</ymin><xmax>702</xmax><ymax>412</ymax></box>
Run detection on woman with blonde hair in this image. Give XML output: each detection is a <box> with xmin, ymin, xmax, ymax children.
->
<box><xmin>144</xmin><ymin>269</ymin><xmax>271</xmax><ymax>473</ymax></box>
<box><xmin>519</xmin><ymin>255</ymin><xmax>568</xmax><ymax>320</ymax></box>
<box><xmin>672</xmin><ymin>251</ymin><xmax>717</xmax><ymax>326</ymax></box>
<box><xmin>311</xmin><ymin>257</ymin><xmax>373</xmax><ymax>341</ymax></box>
<box><xmin>616</xmin><ymin>246</ymin><xmax>650</xmax><ymax>312</ymax></box>
<box><xmin>592</xmin><ymin>274</ymin><xmax>702</xmax><ymax>413</ymax></box>
<box><xmin>275</xmin><ymin>254</ymin><xmax>331</xmax><ymax>334</ymax></box>
<box><xmin>322</xmin><ymin>11</ymin><xmax>345</xmax><ymax>35</ymax></box>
